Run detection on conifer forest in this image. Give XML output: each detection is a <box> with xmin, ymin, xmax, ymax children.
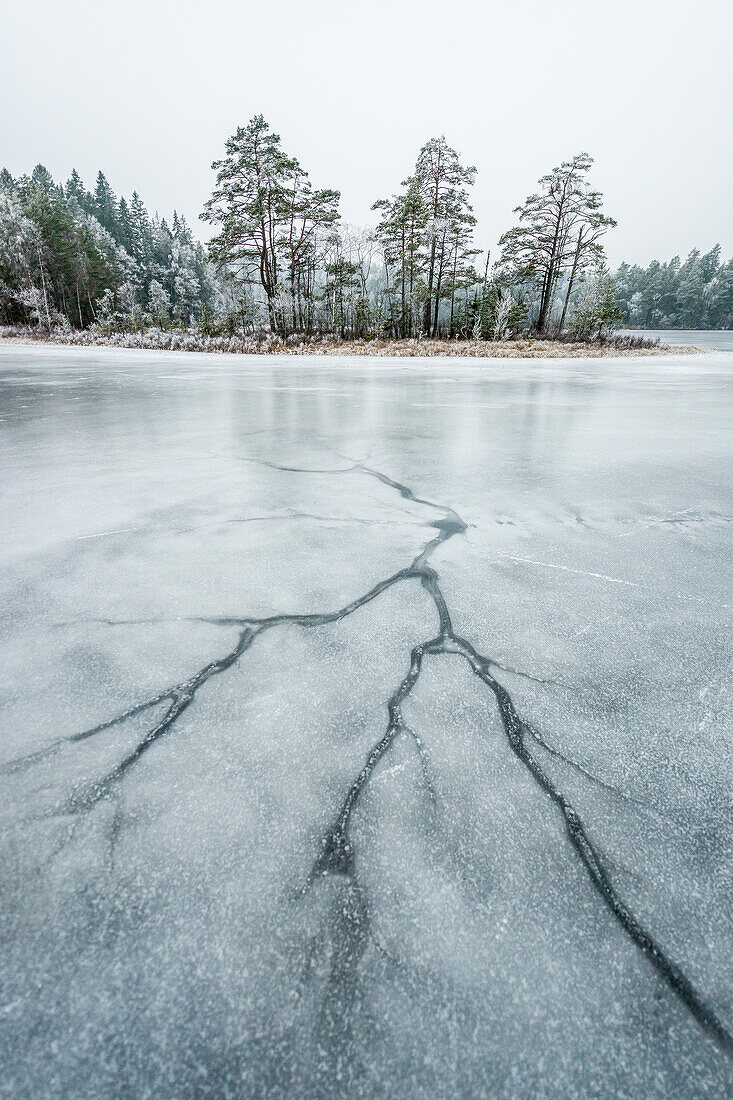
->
<box><xmin>2</xmin><ymin>118</ymin><xmax>730</xmax><ymax>344</ymax></box>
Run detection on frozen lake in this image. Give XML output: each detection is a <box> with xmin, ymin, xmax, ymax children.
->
<box><xmin>622</xmin><ymin>329</ymin><xmax>733</xmax><ymax>353</ymax></box>
<box><xmin>1</xmin><ymin>341</ymin><xmax>732</xmax><ymax>1097</ymax></box>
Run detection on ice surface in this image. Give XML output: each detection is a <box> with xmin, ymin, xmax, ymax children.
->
<box><xmin>0</xmin><ymin>341</ymin><xmax>731</xmax><ymax>1097</ymax></box>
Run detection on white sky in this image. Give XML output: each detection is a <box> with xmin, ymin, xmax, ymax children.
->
<box><xmin>2</xmin><ymin>0</ymin><xmax>731</xmax><ymax>266</ymax></box>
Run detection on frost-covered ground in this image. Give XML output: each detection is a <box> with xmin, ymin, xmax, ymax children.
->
<box><xmin>0</xmin><ymin>326</ymin><xmax>687</xmax><ymax>358</ymax></box>
<box><xmin>0</xmin><ymin>342</ymin><xmax>731</xmax><ymax>1098</ymax></box>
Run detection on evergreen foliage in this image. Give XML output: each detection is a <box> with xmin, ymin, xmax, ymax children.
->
<box><xmin>0</xmin><ymin>165</ymin><xmax>217</xmax><ymax>330</ymax></box>
<box><xmin>372</xmin><ymin>136</ymin><xmax>479</xmax><ymax>338</ymax></box>
<box><xmin>615</xmin><ymin>246</ymin><xmax>733</xmax><ymax>329</ymax></box>
<box><xmin>497</xmin><ymin>154</ymin><xmax>616</xmax><ymax>335</ymax></box>
<box><xmin>1</xmin><ymin>127</ymin><xmax>729</xmax><ymax>340</ymax></box>
<box><xmin>202</xmin><ymin>115</ymin><xmax>340</xmax><ymax>335</ymax></box>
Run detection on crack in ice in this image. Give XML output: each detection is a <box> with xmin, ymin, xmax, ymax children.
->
<box><xmin>5</xmin><ymin>455</ymin><xmax>732</xmax><ymax>1059</ymax></box>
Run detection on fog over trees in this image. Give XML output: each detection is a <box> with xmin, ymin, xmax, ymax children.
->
<box><xmin>1</xmin><ymin>117</ymin><xmax>730</xmax><ymax>339</ymax></box>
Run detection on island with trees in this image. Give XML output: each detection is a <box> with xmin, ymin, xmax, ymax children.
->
<box><xmin>1</xmin><ymin>116</ymin><xmax>730</xmax><ymax>355</ymax></box>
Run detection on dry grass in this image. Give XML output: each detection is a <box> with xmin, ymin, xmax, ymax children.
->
<box><xmin>295</xmin><ymin>336</ymin><xmax>690</xmax><ymax>358</ymax></box>
<box><xmin>0</xmin><ymin>326</ymin><xmax>694</xmax><ymax>358</ymax></box>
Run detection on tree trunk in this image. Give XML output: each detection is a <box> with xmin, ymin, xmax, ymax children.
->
<box><xmin>36</xmin><ymin>244</ymin><xmax>51</xmax><ymax>330</ymax></box>
<box><xmin>558</xmin><ymin>229</ymin><xmax>584</xmax><ymax>334</ymax></box>
<box><xmin>425</xmin><ymin>232</ymin><xmax>436</xmax><ymax>334</ymax></box>
<box><xmin>267</xmin><ymin>293</ymin><xmax>277</xmax><ymax>335</ymax></box>
<box><xmin>537</xmin><ymin>189</ymin><xmax>567</xmax><ymax>332</ymax></box>
<box><xmin>425</xmin><ymin>170</ymin><xmax>440</xmax><ymax>334</ymax></box>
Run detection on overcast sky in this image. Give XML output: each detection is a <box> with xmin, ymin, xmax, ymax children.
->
<box><xmin>2</xmin><ymin>0</ymin><xmax>731</xmax><ymax>266</ymax></box>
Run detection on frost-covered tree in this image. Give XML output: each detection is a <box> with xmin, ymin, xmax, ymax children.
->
<box><xmin>147</xmin><ymin>279</ymin><xmax>171</xmax><ymax>327</ymax></box>
<box><xmin>415</xmin><ymin>136</ymin><xmax>477</xmax><ymax>336</ymax></box>
<box><xmin>203</xmin><ymin>115</ymin><xmax>340</xmax><ymax>334</ymax></box>
<box><xmin>372</xmin><ymin>135</ymin><xmax>477</xmax><ymax>338</ymax></box>
<box><xmin>614</xmin><ymin>246</ymin><xmax>732</xmax><ymax>329</ymax></box>
<box><xmin>2</xmin><ymin>145</ymin><xmax>728</xmax><ymax>342</ymax></box>
<box><xmin>0</xmin><ymin>163</ymin><xmax>222</xmax><ymax>331</ymax></box>
<box><xmin>569</xmin><ymin>269</ymin><xmax>623</xmax><ymax>338</ymax></box>
<box><xmin>373</xmin><ymin>176</ymin><xmax>428</xmax><ymax>337</ymax></box>
<box><xmin>0</xmin><ymin>191</ymin><xmax>51</xmax><ymax>327</ymax></box>
<box><xmin>93</xmin><ymin>172</ymin><xmax>118</xmax><ymax>235</ymax></box>
<box><xmin>498</xmin><ymin>154</ymin><xmax>616</xmax><ymax>334</ymax></box>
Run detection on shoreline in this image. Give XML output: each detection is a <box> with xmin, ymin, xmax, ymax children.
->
<box><xmin>0</xmin><ymin>332</ymin><xmax>697</xmax><ymax>359</ymax></box>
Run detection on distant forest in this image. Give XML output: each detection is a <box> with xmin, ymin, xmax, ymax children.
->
<box><xmin>1</xmin><ymin>120</ymin><xmax>730</xmax><ymax>340</ymax></box>
<box><xmin>0</xmin><ymin>165</ymin><xmax>221</xmax><ymax>332</ymax></box>
<box><xmin>615</xmin><ymin>247</ymin><xmax>733</xmax><ymax>330</ymax></box>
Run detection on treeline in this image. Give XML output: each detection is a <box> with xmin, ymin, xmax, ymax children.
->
<box><xmin>616</xmin><ymin>246</ymin><xmax>733</xmax><ymax>329</ymax></box>
<box><xmin>0</xmin><ymin>165</ymin><xmax>220</xmax><ymax>331</ymax></box>
<box><xmin>1</xmin><ymin>119</ymin><xmax>730</xmax><ymax>340</ymax></box>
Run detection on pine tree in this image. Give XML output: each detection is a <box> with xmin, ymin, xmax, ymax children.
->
<box><xmin>498</xmin><ymin>154</ymin><xmax>616</xmax><ymax>334</ymax></box>
<box><xmin>414</xmin><ymin>136</ymin><xmax>476</xmax><ymax>336</ymax></box>
<box><xmin>373</xmin><ymin>177</ymin><xmax>428</xmax><ymax>337</ymax></box>
<box><xmin>202</xmin><ymin>115</ymin><xmax>340</xmax><ymax>334</ymax></box>
<box><xmin>373</xmin><ymin>136</ymin><xmax>477</xmax><ymax>338</ymax></box>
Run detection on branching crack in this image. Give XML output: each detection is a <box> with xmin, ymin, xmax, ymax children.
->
<box><xmin>5</xmin><ymin>455</ymin><xmax>731</xmax><ymax>1059</ymax></box>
